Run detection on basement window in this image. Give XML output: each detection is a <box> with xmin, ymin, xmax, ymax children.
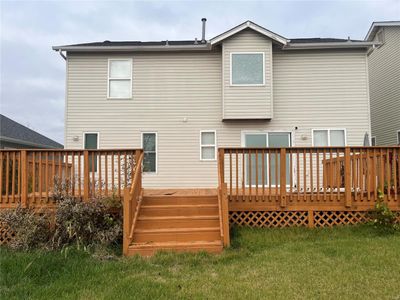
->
<box><xmin>231</xmin><ymin>53</ymin><xmax>265</xmax><ymax>85</ymax></box>
<box><xmin>200</xmin><ymin>131</ymin><xmax>216</xmax><ymax>160</ymax></box>
<box><xmin>108</xmin><ymin>59</ymin><xmax>132</xmax><ymax>99</ymax></box>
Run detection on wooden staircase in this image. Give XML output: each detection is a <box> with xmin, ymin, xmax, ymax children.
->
<box><xmin>126</xmin><ymin>190</ymin><xmax>224</xmax><ymax>256</ymax></box>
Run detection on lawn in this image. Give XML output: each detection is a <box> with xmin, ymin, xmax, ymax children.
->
<box><xmin>1</xmin><ymin>226</ymin><xmax>400</xmax><ymax>300</ymax></box>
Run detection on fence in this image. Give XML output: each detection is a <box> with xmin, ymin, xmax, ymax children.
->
<box><xmin>0</xmin><ymin>149</ymin><xmax>142</xmax><ymax>209</ymax></box>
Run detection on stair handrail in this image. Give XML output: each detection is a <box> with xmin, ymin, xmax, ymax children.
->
<box><xmin>123</xmin><ymin>150</ymin><xmax>144</xmax><ymax>255</ymax></box>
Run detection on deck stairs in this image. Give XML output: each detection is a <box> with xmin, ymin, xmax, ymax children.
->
<box><xmin>126</xmin><ymin>189</ymin><xmax>224</xmax><ymax>256</ymax></box>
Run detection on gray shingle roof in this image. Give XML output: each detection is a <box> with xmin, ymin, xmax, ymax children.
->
<box><xmin>0</xmin><ymin>114</ymin><xmax>63</xmax><ymax>149</ymax></box>
<box><xmin>289</xmin><ymin>38</ymin><xmax>362</xmax><ymax>43</ymax></box>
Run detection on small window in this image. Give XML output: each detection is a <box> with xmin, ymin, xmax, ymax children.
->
<box><xmin>108</xmin><ymin>59</ymin><xmax>132</xmax><ymax>98</ymax></box>
<box><xmin>231</xmin><ymin>53</ymin><xmax>264</xmax><ymax>85</ymax></box>
<box><xmin>84</xmin><ymin>133</ymin><xmax>98</xmax><ymax>172</ymax></box>
<box><xmin>397</xmin><ymin>131</ymin><xmax>400</xmax><ymax>145</ymax></box>
<box><xmin>312</xmin><ymin>129</ymin><xmax>346</xmax><ymax>146</ymax></box>
<box><xmin>371</xmin><ymin>136</ymin><xmax>376</xmax><ymax>146</ymax></box>
<box><xmin>200</xmin><ymin>131</ymin><xmax>216</xmax><ymax>160</ymax></box>
<box><xmin>142</xmin><ymin>133</ymin><xmax>157</xmax><ymax>173</ymax></box>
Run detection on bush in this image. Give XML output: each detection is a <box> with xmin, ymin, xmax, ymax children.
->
<box><xmin>367</xmin><ymin>189</ymin><xmax>398</xmax><ymax>232</ymax></box>
<box><xmin>52</xmin><ymin>198</ymin><xmax>122</xmax><ymax>251</ymax></box>
<box><xmin>0</xmin><ymin>207</ymin><xmax>52</xmax><ymax>251</ymax></box>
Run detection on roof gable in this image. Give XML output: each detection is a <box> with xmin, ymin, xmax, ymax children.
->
<box><xmin>365</xmin><ymin>21</ymin><xmax>400</xmax><ymax>41</ymax></box>
<box><xmin>210</xmin><ymin>21</ymin><xmax>288</xmax><ymax>45</ymax></box>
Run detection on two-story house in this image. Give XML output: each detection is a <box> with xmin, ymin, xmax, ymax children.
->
<box><xmin>53</xmin><ymin>19</ymin><xmax>377</xmax><ymax>188</ymax></box>
<box><xmin>365</xmin><ymin>21</ymin><xmax>400</xmax><ymax>146</ymax></box>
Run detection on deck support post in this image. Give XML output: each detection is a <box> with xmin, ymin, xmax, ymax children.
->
<box><xmin>20</xmin><ymin>150</ymin><xmax>28</xmax><ymax>208</ymax></box>
<box><xmin>344</xmin><ymin>147</ymin><xmax>352</xmax><ymax>208</ymax></box>
<box><xmin>280</xmin><ymin>148</ymin><xmax>287</xmax><ymax>208</ymax></box>
<box><xmin>83</xmin><ymin>150</ymin><xmax>89</xmax><ymax>201</ymax></box>
<box><xmin>308</xmin><ymin>210</ymin><xmax>315</xmax><ymax>228</ymax></box>
<box><xmin>123</xmin><ymin>188</ymin><xmax>131</xmax><ymax>256</ymax></box>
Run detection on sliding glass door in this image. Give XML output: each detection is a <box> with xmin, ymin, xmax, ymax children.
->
<box><xmin>244</xmin><ymin>132</ymin><xmax>291</xmax><ymax>186</ymax></box>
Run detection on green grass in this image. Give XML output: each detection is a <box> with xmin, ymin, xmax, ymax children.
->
<box><xmin>1</xmin><ymin>226</ymin><xmax>400</xmax><ymax>300</ymax></box>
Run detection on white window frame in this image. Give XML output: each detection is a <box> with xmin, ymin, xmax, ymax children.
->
<box><xmin>141</xmin><ymin>132</ymin><xmax>158</xmax><ymax>174</ymax></box>
<box><xmin>371</xmin><ymin>136</ymin><xmax>376</xmax><ymax>146</ymax></box>
<box><xmin>83</xmin><ymin>132</ymin><xmax>100</xmax><ymax>173</ymax></box>
<box><xmin>200</xmin><ymin>130</ymin><xmax>217</xmax><ymax>161</ymax></box>
<box><xmin>230</xmin><ymin>52</ymin><xmax>265</xmax><ymax>86</ymax></box>
<box><xmin>241</xmin><ymin>130</ymin><xmax>293</xmax><ymax>188</ymax></box>
<box><xmin>107</xmin><ymin>58</ymin><xmax>132</xmax><ymax>99</ymax></box>
<box><xmin>311</xmin><ymin>128</ymin><xmax>347</xmax><ymax>146</ymax></box>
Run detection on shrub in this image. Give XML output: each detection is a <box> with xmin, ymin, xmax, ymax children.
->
<box><xmin>52</xmin><ymin>198</ymin><xmax>122</xmax><ymax>250</ymax></box>
<box><xmin>0</xmin><ymin>207</ymin><xmax>52</xmax><ymax>251</ymax></box>
<box><xmin>367</xmin><ymin>189</ymin><xmax>398</xmax><ymax>232</ymax></box>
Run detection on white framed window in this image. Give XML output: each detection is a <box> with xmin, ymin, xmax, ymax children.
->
<box><xmin>230</xmin><ymin>52</ymin><xmax>265</xmax><ymax>86</ymax></box>
<box><xmin>200</xmin><ymin>130</ymin><xmax>216</xmax><ymax>161</ymax></box>
<box><xmin>141</xmin><ymin>132</ymin><xmax>157</xmax><ymax>173</ymax></box>
<box><xmin>83</xmin><ymin>132</ymin><xmax>99</xmax><ymax>172</ymax></box>
<box><xmin>312</xmin><ymin>129</ymin><xmax>346</xmax><ymax>146</ymax></box>
<box><xmin>108</xmin><ymin>59</ymin><xmax>132</xmax><ymax>99</ymax></box>
<box><xmin>371</xmin><ymin>136</ymin><xmax>376</xmax><ymax>146</ymax></box>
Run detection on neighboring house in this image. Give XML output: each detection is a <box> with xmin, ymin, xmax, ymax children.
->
<box><xmin>365</xmin><ymin>21</ymin><xmax>400</xmax><ymax>146</ymax></box>
<box><xmin>53</xmin><ymin>19</ymin><xmax>377</xmax><ymax>187</ymax></box>
<box><xmin>0</xmin><ymin>114</ymin><xmax>63</xmax><ymax>149</ymax></box>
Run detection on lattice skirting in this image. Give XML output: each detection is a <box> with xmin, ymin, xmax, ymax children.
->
<box><xmin>229</xmin><ymin>211</ymin><xmax>400</xmax><ymax>228</ymax></box>
<box><xmin>0</xmin><ymin>221</ymin><xmax>15</xmax><ymax>245</ymax></box>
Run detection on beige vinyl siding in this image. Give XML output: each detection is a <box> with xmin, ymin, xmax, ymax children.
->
<box><xmin>66</xmin><ymin>47</ymin><xmax>370</xmax><ymax>188</ymax></box>
<box><xmin>368</xmin><ymin>27</ymin><xmax>400</xmax><ymax>145</ymax></box>
<box><xmin>222</xmin><ymin>29</ymin><xmax>273</xmax><ymax>119</ymax></box>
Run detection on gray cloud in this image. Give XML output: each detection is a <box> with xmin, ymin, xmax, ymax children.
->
<box><xmin>1</xmin><ymin>0</ymin><xmax>399</xmax><ymax>144</ymax></box>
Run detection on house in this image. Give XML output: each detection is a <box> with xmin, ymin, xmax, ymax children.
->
<box><xmin>365</xmin><ymin>21</ymin><xmax>400</xmax><ymax>145</ymax></box>
<box><xmin>53</xmin><ymin>19</ymin><xmax>377</xmax><ymax>188</ymax></box>
<box><xmin>0</xmin><ymin>114</ymin><xmax>63</xmax><ymax>149</ymax></box>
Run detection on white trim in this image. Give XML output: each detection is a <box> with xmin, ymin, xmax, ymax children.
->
<box><xmin>83</xmin><ymin>132</ymin><xmax>100</xmax><ymax>173</ymax></box>
<box><xmin>311</xmin><ymin>128</ymin><xmax>347</xmax><ymax>146</ymax></box>
<box><xmin>107</xmin><ymin>58</ymin><xmax>133</xmax><ymax>99</ymax></box>
<box><xmin>365</xmin><ymin>21</ymin><xmax>400</xmax><ymax>41</ymax></box>
<box><xmin>371</xmin><ymin>136</ymin><xmax>376</xmax><ymax>146</ymax></box>
<box><xmin>141</xmin><ymin>131</ymin><xmax>158</xmax><ymax>174</ymax></box>
<box><xmin>230</xmin><ymin>52</ymin><xmax>265</xmax><ymax>86</ymax></box>
<box><xmin>210</xmin><ymin>21</ymin><xmax>288</xmax><ymax>45</ymax></box>
<box><xmin>200</xmin><ymin>130</ymin><xmax>217</xmax><ymax>161</ymax></box>
<box><xmin>222</xmin><ymin>43</ymin><xmax>225</xmax><ymax>119</ymax></box>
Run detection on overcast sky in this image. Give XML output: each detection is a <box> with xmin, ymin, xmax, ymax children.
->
<box><xmin>1</xmin><ymin>0</ymin><xmax>399</xmax><ymax>144</ymax></box>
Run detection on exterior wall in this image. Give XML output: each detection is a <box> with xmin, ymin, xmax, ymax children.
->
<box><xmin>65</xmin><ymin>45</ymin><xmax>371</xmax><ymax>188</ymax></box>
<box><xmin>222</xmin><ymin>29</ymin><xmax>273</xmax><ymax>119</ymax></box>
<box><xmin>368</xmin><ymin>27</ymin><xmax>400</xmax><ymax>145</ymax></box>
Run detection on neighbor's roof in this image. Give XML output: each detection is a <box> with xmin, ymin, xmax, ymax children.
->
<box><xmin>53</xmin><ymin>20</ymin><xmax>379</xmax><ymax>52</ymax></box>
<box><xmin>365</xmin><ymin>21</ymin><xmax>400</xmax><ymax>41</ymax></box>
<box><xmin>0</xmin><ymin>114</ymin><xmax>63</xmax><ymax>149</ymax></box>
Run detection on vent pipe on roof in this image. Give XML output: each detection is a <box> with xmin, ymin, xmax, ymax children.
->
<box><xmin>201</xmin><ymin>18</ymin><xmax>207</xmax><ymax>43</ymax></box>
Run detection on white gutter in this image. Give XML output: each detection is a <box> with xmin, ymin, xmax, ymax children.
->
<box><xmin>52</xmin><ymin>44</ymin><xmax>212</xmax><ymax>52</ymax></box>
<box><xmin>283</xmin><ymin>41</ymin><xmax>380</xmax><ymax>50</ymax></box>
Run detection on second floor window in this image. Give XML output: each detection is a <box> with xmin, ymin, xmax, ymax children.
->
<box><xmin>108</xmin><ymin>59</ymin><xmax>132</xmax><ymax>99</ymax></box>
<box><xmin>231</xmin><ymin>53</ymin><xmax>264</xmax><ymax>85</ymax></box>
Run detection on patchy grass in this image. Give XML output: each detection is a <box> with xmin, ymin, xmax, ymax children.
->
<box><xmin>1</xmin><ymin>226</ymin><xmax>400</xmax><ymax>299</ymax></box>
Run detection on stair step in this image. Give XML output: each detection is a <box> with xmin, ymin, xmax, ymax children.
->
<box><xmin>136</xmin><ymin>215</ymin><xmax>220</xmax><ymax>229</ymax></box>
<box><xmin>143</xmin><ymin>195</ymin><xmax>218</xmax><ymax>205</ymax></box>
<box><xmin>140</xmin><ymin>204</ymin><xmax>219</xmax><ymax>217</ymax></box>
<box><xmin>128</xmin><ymin>240</ymin><xmax>223</xmax><ymax>256</ymax></box>
<box><xmin>133</xmin><ymin>227</ymin><xmax>221</xmax><ymax>243</ymax></box>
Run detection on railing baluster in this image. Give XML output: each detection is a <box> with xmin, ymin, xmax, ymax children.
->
<box><xmin>235</xmin><ymin>150</ymin><xmax>238</xmax><ymax>202</ymax></box>
<box><xmin>11</xmin><ymin>152</ymin><xmax>16</xmax><ymax>203</ymax></box>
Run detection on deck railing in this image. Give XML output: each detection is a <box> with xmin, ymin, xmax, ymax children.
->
<box><xmin>219</xmin><ymin>147</ymin><xmax>400</xmax><ymax>211</ymax></box>
<box><xmin>123</xmin><ymin>150</ymin><xmax>144</xmax><ymax>255</ymax></box>
<box><xmin>0</xmin><ymin>149</ymin><xmax>141</xmax><ymax>208</ymax></box>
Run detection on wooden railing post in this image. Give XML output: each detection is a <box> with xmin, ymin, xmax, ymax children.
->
<box><xmin>218</xmin><ymin>149</ymin><xmax>225</xmax><ymax>186</ymax></box>
<box><xmin>344</xmin><ymin>147</ymin><xmax>352</xmax><ymax>207</ymax></box>
<box><xmin>280</xmin><ymin>148</ymin><xmax>287</xmax><ymax>208</ymax></box>
<box><xmin>221</xmin><ymin>183</ymin><xmax>230</xmax><ymax>247</ymax></box>
<box><xmin>83</xmin><ymin>150</ymin><xmax>89</xmax><ymax>201</ymax></box>
<box><xmin>20</xmin><ymin>150</ymin><xmax>28</xmax><ymax>208</ymax></box>
<box><xmin>123</xmin><ymin>188</ymin><xmax>131</xmax><ymax>256</ymax></box>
